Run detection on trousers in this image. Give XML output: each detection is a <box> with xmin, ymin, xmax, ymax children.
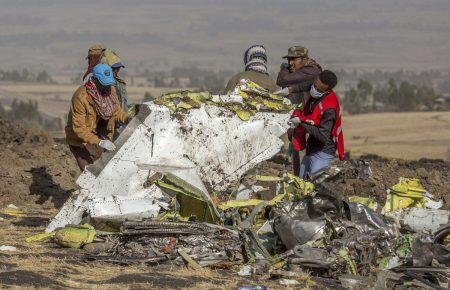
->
<box><xmin>69</xmin><ymin>144</ymin><xmax>103</xmax><ymax>171</ymax></box>
<box><xmin>299</xmin><ymin>151</ymin><xmax>334</xmax><ymax>179</ymax></box>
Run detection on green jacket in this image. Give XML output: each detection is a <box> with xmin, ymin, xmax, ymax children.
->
<box><xmin>115</xmin><ymin>77</ymin><xmax>137</xmax><ymax>118</ymax></box>
<box><xmin>224</xmin><ymin>71</ymin><xmax>278</xmax><ymax>94</ymax></box>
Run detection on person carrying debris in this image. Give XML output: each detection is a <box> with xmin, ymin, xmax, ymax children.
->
<box><xmin>289</xmin><ymin>70</ymin><xmax>345</xmax><ymax>179</ymax></box>
<box><xmin>82</xmin><ymin>44</ymin><xmax>106</xmax><ymax>83</ymax></box>
<box><xmin>101</xmin><ymin>49</ymin><xmax>135</xmax><ymax>139</ymax></box>
<box><xmin>66</xmin><ymin>63</ymin><xmax>128</xmax><ymax>171</ymax></box>
<box><xmin>223</xmin><ymin>45</ymin><xmax>278</xmax><ymax>93</ymax></box>
<box><xmin>274</xmin><ymin>46</ymin><xmax>322</xmax><ymax>176</ymax></box>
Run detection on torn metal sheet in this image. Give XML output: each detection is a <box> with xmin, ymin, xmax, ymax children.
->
<box><xmin>346</xmin><ymin>202</ymin><xmax>394</xmax><ymax>236</ymax></box>
<box><xmin>385</xmin><ymin>208</ymin><xmax>449</xmax><ymax>233</ymax></box>
<box><xmin>47</xmin><ymin>97</ymin><xmax>289</xmax><ymax>232</ymax></box>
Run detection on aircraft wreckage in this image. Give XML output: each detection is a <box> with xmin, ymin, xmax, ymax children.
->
<box><xmin>47</xmin><ymin>80</ymin><xmax>291</xmax><ymax>232</ymax></box>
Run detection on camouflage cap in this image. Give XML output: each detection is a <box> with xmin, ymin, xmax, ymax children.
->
<box><xmin>101</xmin><ymin>49</ymin><xmax>124</xmax><ymax>68</ymax></box>
<box><xmin>283</xmin><ymin>46</ymin><xmax>309</xmax><ymax>59</ymax></box>
<box><xmin>86</xmin><ymin>44</ymin><xmax>105</xmax><ymax>58</ymax></box>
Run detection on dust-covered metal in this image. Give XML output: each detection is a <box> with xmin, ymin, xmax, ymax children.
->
<box><xmin>47</xmin><ymin>92</ymin><xmax>290</xmax><ymax>232</ymax></box>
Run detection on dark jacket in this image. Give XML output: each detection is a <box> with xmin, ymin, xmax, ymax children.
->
<box><xmin>276</xmin><ymin>59</ymin><xmax>322</xmax><ymax>105</ymax></box>
<box><xmin>224</xmin><ymin>70</ymin><xmax>278</xmax><ymax>94</ymax></box>
<box><xmin>300</xmin><ymin>96</ymin><xmax>337</xmax><ymax>156</ymax></box>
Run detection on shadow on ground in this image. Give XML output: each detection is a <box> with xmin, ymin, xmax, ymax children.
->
<box><xmin>29</xmin><ymin>166</ymin><xmax>71</xmax><ymax>208</ymax></box>
<box><xmin>0</xmin><ymin>270</ymin><xmax>63</xmax><ymax>288</ymax></box>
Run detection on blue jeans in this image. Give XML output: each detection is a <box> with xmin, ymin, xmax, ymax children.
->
<box><xmin>299</xmin><ymin>151</ymin><xmax>334</xmax><ymax>179</ymax></box>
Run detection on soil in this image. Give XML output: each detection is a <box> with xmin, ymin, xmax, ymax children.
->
<box><xmin>255</xmin><ymin>153</ymin><xmax>450</xmax><ymax>210</ymax></box>
<box><xmin>329</xmin><ymin>154</ymin><xmax>450</xmax><ymax>209</ymax></box>
<box><xmin>0</xmin><ymin>118</ymin><xmax>78</xmax><ymax>210</ymax></box>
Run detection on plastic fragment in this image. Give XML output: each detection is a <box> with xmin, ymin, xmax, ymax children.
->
<box><xmin>385</xmin><ymin>208</ymin><xmax>449</xmax><ymax>233</ymax></box>
<box><xmin>382</xmin><ymin>178</ymin><xmax>433</xmax><ymax>213</ymax></box>
<box><xmin>378</xmin><ymin>256</ymin><xmax>402</xmax><ymax>269</ymax></box>
<box><xmin>2</xmin><ymin>204</ymin><xmax>26</xmax><ymax>217</ymax></box>
<box><xmin>53</xmin><ymin>224</ymin><xmax>96</xmax><ymax>249</ymax></box>
<box><xmin>25</xmin><ymin>232</ymin><xmax>55</xmax><ymax>243</ymax></box>
<box><xmin>279</xmin><ymin>279</ymin><xmax>300</xmax><ymax>286</ymax></box>
<box><xmin>238</xmin><ymin>265</ymin><xmax>253</xmax><ymax>276</ymax></box>
<box><xmin>0</xmin><ymin>245</ymin><xmax>17</xmax><ymax>252</ymax></box>
<box><xmin>348</xmin><ymin>196</ymin><xmax>377</xmax><ymax>210</ymax></box>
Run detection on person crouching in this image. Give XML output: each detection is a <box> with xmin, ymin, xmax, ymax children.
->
<box><xmin>65</xmin><ymin>63</ymin><xmax>128</xmax><ymax>171</ymax></box>
<box><xmin>289</xmin><ymin>70</ymin><xmax>345</xmax><ymax>179</ymax></box>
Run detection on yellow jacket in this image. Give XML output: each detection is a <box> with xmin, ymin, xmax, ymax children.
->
<box><xmin>65</xmin><ymin>85</ymin><xmax>127</xmax><ymax>147</ymax></box>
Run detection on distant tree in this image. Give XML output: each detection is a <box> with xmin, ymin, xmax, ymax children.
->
<box><xmin>10</xmin><ymin>70</ymin><xmax>21</xmax><ymax>81</ymax></box>
<box><xmin>343</xmin><ymin>79</ymin><xmax>373</xmax><ymax>114</ymax></box>
<box><xmin>396</xmin><ymin>81</ymin><xmax>418</xmax><ymax>111</ymax></box>
<box><xmin>21</xmin><ymin>68</ymin><xmax>31</xmax><ymax>81</ymax></box>
<box><xmin>203</xmin><ymin>74</ymin><xmax>226</xmax><ymax>93</ymax></box>
<box><xmin>153</xmin><ymin>76</ymin><xmax>165</xmax><ymax>87</ymax></box>
<box><xmin>344</xmin><ymin>87</ymin><xmax>362</xmax><ymax>114</ymax></box>
<box><xmin>36</xmin><ymin>70</ymin><xmax>53</xmax><ymax>83</ymax></box>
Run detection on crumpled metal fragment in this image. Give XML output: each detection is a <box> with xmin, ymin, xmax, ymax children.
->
<box><xmin>288</xmin><ymin>244</ymin><xmax>336</xmax><ymax>269</ymax></box>
<box><xmin>345</xmin><ymin>202</ymin><xmax>395</xmax><ymax>237</ymax></box>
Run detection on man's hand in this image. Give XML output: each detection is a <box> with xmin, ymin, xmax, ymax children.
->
<box><xmin>290</xmin><ymin>117</ymin><xmax>301</xmax><ymax>127</ymax></box>
<box><xmin>273</xmin><ymin>87</ymin><xmax>290</xmax><ymax>96</ymax></box>
<box><xmin>99</xmin><ymin>140</ymin><xmax>116</xmax><ymax>151</ymax></box>
<box><xmin>280</xmin><ymin>63</ymin><xmax>289</xmax><ymax>70</ymax></box>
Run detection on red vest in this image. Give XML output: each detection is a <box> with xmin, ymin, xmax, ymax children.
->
<box><xmin>294</xmin><ymin>91</ymin><xmax>345</xmax><ymax>160</ymax></box>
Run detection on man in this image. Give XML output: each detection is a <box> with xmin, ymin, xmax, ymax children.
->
<box><xmin>274</xmin><ymin>46</ymin><xmax>322</xmax><ymax>176</ymax></box>
<box><xmin>83</xmin><ymin>44</ymin><xmax>105</xmax><ymax>83</ymax></box>
<box><xmin>101</xmin><ymin>49</ymin><xmax>133</xmax><ymax>114</ymax></box>
<box><xmin>66</xmin><ymin>63</ymin><xmax>128</xmax><ymax>171</ymax></box>
<box><xmin>101</xmin><ymin>49</ymin><xmax>135</xmax><ymax>139</ymax></box>
<box><xmin>224</xmin><ymin>45</ymin><xmax>278</xmax><ymax>93</ymax></box>
<box><xmin>275</xmin><ymin>46</ymin><xmax>322</xmax><ymax>105</ymax></box>
<box><xmin>289</xmin><ymin>70</ymin><xmax>345</xmax><ymax>179</ymax></box>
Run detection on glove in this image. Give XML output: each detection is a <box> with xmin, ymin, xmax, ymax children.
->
<box><xmin>273</xmin><ymin>87</ymin><xmax>290</xmax><ymax>96</ymax></box>
<box><xmin>98</xmin><ymin>139</ymin><xmax>116</xmax><ymax>151</ymax></box>
<box><xmin>289</xmin><ymin>117</ymin><xmax>301</xmax><ymax>128</ymax></box>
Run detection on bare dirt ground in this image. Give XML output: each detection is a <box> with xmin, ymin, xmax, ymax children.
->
<box><xmin>0</xmin><ymin>115</ymin><xmax>449</xmax><ymax>288</ymax></box>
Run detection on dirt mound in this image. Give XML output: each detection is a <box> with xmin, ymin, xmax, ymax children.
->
<box><xmin>0</xmin><ymin>118</ymin><xmax>52</xmax><ymax>146</ymax></box>
<box><xmin>257</xmin><ymin>153</ymin><xmax>450</xmax><ymax>210</ymax></box>
<box><xmin>325</xmin><ymin>154</ymin><xmax>450</xmax><ymax>209</ymax></box>
<box><xmin>0</xmin><ymin>118</ymin><xmax>78</xmax><ymax>210</ymax></box>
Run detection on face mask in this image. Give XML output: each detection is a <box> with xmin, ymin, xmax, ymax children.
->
<box><xmin>310</xmin><ymin>84</ymin><xmax>324</xmax><ymax>99</ymax></box>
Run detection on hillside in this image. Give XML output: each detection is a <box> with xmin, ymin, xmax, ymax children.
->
<box><xmin>0</xmin><ymin>0</ymin><xmax>449</xmax><ymax>74</ymax></box>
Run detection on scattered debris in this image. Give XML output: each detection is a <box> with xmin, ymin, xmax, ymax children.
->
<box><xmin>382</xmin><ymin>177</ymin><xmax>443</xmax><ymax>213</ymax></box>
<box><xmin>0</xmin><ymin>245</ymin><xmax>17</xmax><ymax>252</ymax></box>
<box><xmin>279</xmin><ymin>278</ymin><xmax>300</xmax><ymax>286</ymax></box>
<box><xmin>384</xmin><ymin>208</ymin><xmax>449</xmax><ymax>233</ymax></box>
<box><xmin>13</xmin><ymin>83</ymin><xmax>448</xmax><ymax>288</ymax></box>
<box><xmin>1</xmin><ymin>204</ymin><xmax>26</xmax><ymax>217</ymax></box>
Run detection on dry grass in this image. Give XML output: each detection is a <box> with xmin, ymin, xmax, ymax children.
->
<box><xmin>0</xmin><ymin>211</ymin><xmax>291</xmax><ymax>289</ymax></box>
<box><xmin>344</xmin><ymin>111</ymin><xmax>450</xmax><ymax>160</ymax></box>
